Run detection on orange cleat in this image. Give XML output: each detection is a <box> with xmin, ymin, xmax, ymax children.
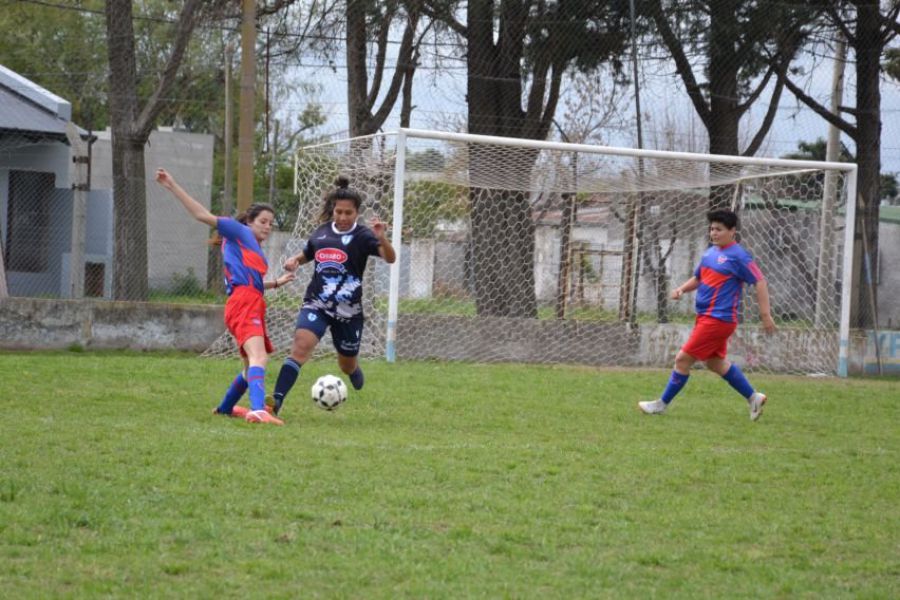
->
<box><xmin>245</xmin><ymin>409</ymin><xmax>284</xmax><ymax>425</ymax></box>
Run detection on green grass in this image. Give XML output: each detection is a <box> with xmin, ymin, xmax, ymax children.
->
<box><xmin>1</xmin><ymin>351</ymin><xmax>898</xmax><ymax>598</ymax></box>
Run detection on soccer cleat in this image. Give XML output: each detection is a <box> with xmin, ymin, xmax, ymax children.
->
<box><xmin>213</xmin><ymin>405</ymin><xmax>249</xmax><ymax>418</ymax></box>
<box><xmin>748</xmin><ymin>392</ymin><xmax>767</xmax><ymax>421</ymax></box>
<box><xmin>245</xmin><ymin>409</ymin><xmax>284</xmax><ymax>425</ymax></box>
<box><xmin>638</xmin><ymin>399</ymin><xmax>667</xmax><ymax>415</ymax></box>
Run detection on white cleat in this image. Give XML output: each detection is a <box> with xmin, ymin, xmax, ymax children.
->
<box><xmin>638</xmin><ymin>399</ymin><xmax>668</xmax><ymax>415</ymax></box>
<box><xmin>748</xmin><ymin>392</ymin><xmax>767</xmax><ymax>421</ymax></box>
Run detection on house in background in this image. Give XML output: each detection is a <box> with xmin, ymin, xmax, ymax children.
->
<box><xmin>0</xmin><ymin>63</ymin><xmax>106</xmax><ymax>298</ymax></box>
<box><xmin>0</xmin><ymin>64</ymin><xmax>213</xmax><ymax>299</ymax></box>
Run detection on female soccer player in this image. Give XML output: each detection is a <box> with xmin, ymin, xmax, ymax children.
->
<box><xmin>155</xmin><ymin>168</ymin><xmax>293</xmax><ymax>425</ymax></box>
<box><xmin>638</xmin><ymin>209</ymin><xmax>776</xmax><ymax>421</ymax></box>
<box><xmin>269</xmin><ymin>176</ymin><xmax>396</xmax><ymax>414</ymax></box>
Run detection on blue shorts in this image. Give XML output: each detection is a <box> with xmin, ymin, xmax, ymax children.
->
<box><xmin>295</xmin><ymin>307</ymin><xmax>364</xmax><ymax>357</ymax></box>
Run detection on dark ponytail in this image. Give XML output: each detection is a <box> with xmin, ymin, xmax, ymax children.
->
<box><xmin>319</xmin><ymin>175</ymin><xmax>363</xmax><ymax>223</ymax></box>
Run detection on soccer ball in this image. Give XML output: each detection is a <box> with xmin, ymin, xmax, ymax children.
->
<box><xmin>311</xmin><ymin>374</ymin><xmax>347</xmax><ymax>411</ymax></box>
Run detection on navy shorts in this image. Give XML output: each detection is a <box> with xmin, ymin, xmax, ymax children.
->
<box><xmin>295</xmin><ymin>307</ymin><xmax>364</xmax><ymax>357</ymax></box>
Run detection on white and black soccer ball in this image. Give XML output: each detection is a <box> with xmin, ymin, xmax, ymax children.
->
<box><xmin>311</xmin><ymin>374</ymin><xmax>347</xmax><ymax>411</ymax></box>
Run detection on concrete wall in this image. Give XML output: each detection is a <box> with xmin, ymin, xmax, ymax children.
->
<box><xmin>2</xmin><ymin>297</ymin><xmax>893</xmax><ymax>375</ymax></box>
<box><xmin>91</xmin><ymin>129</ymin><xmax>214</xmax><ymax>292</ymax></box>
<box><xmin>877</xmin><ymin>220</ymin><xmax>900</xmax><ymax>328</ymax></box>
<box><xmin>0</xmin><ymin>297</ymin><xmax>223</xmax><ymax>351</ymax></box>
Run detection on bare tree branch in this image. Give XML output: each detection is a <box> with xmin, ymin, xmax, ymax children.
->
<box><xmin>649</xmin><ymin>0</ymin><xmax>712</xmax><ymax>129</ymax></box>
<box><xmin>134</xmin><ymin>0</ymin><xmax>204</xmax><ymax>140</ymax></box>
<box><xmin>743</xmin><ymin>72</ymin><xmax>785</xmax><ymax>156</ymax></box>
<box><xmin>782</xmin><ymin>75</ymin><xmax>858</xmax><ymax>139</ymax></box>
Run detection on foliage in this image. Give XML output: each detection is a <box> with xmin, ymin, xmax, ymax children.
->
<box><xmin>783</xmin><ymin>138</ymin><xmax>899</xmax><ymax>202</ymax></box>
<box><xmin>401</xmin><ymin>180</ymin><xmax>469</xmax><ymax>238</ymax></box>
<box><xmin>886</xmin><ymin>47</ymin><xmax>900</xmax><ymax>83</ymax></box>
<box><xmin>0</xmin><ymin>351</ymin><xmax>898</xmax><ymax>597</ymax></box>
<box><xmin>0</xmin><ymin>0</ymin><xmax>108</xmax><ymax>128</ymax></box>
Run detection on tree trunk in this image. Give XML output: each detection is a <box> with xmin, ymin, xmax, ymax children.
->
<box><xmin>106</xmin><ymin>3</ymin><xmax>147</xmax><ymax>300</ymax></box>
<box><xmin>852</xmin><ymin>1</ymin><xmax>882</xmax><ymax>328</ymax></box>
<box><xmin>105</xmin><ymin>0</ymin><xmax>201</xmax><ymax>300</ymax></box>
<box><xmin>707</xmin><ymin>0</ymin><xmax>741</xmax><ymax>209</ymax></box>
<box><xmin>110</xmin><ymin>138</ymin><xmax>150</xmax><ymax>300</ymax></box>
<box><xmin>346</xmin><ymin>0</ymin><xmax>369</xmax><ymax>136</ymax></box>
<box><xmin>464</xmin><ymin>0</ymin><xmax>538</xmax><ymax>317</ymax></box>
<box><xmin>470</xmin><ymin>187</ymin><xmax>537</xmax><ymax>318</ymax></box>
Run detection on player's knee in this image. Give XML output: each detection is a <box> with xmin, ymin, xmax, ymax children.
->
<box><xmin>674</xmin><ymin>352</ymin><xmax>693</xmax><ymax>372</ymax></box>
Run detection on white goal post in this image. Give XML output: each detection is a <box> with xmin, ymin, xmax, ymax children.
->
<box><xmin>206</xmin><ymin>128</ymin><xmax>859</xmax><ymax>377</ymax></box>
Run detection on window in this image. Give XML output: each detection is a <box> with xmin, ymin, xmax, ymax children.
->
<box><xmin>6</xmin><ymin>170</ymin><xmax>54</xmax><ymax>273</ymax></box>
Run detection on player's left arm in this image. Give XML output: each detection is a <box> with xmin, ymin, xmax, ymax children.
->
<box><xmin>745</xmin><ymin>258</ymin><xmax>776</xmax><ymax>334</ymax></box>
<box><xmin>369</xmin><ymin>217</ymin><xmax>396</xmax><ymax>264</ymax></box>
<box><xmin>755</xmin><ymin>280</ymin><xmax>776</xmax><ymax>333</ymax></box>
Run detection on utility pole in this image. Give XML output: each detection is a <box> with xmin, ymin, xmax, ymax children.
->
<box><xmin>620</xmin><ymin>0</ymin><xmax>644</xmax><ymax>324</ymax></box>
<box><xmin>815</xmin><ymin>35</ymin><xmax>846</xmax><ymax>328</ymax></box>
<box><xmin>223</xmin><ymin>41</ymin><xmax>235</xmax><ymax>216</ymax></box>
<box><xmin>236</xmin><ymin>0</ymin><xmax>256</xmax><ymax>213</ymax></box>
<box><xmin>65</xmin><ymin>122</ymin><xmax>89</xmax><ymax>299</ymax></box>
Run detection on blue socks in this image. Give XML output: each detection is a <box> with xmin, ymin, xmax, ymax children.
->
<box><xmin>349</xmin><ymin>367</ymin><xmax>364</xmax><ymax>390</ymax></box>
<box><xmin>217</xmin><ymin>372</ymin><xmax>248</xmax><ymax>414</ymax></box>
<box><xmin>272</xmin><ymin>358</ymin><xmax>302</xmax><ymax>413</ymax></box>
<box><xmin>661</xmin><ymin>371</ymin><xmax>689</xmax><ymax>404</ymax></box>
<box><xmin>247</xmin><ymin>366</ymin><xmax>266</xmax><ymax>411</ymax></box>
<box><xmin>722</xmin><ymin>364</ymin><xmax>755</xmax><ymax>399</ymax></box>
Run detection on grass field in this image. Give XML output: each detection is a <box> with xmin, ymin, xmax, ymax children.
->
<box><xmin>1</xmin><ymin>351</ymin><xmax>898</xmax><ymax>598</ymax></box>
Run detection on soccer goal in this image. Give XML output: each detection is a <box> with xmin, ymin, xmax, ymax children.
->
<box><xmin>205</xmin><ymin>129</ymin><xmax>859</xmax><ymax>376</ymax></box>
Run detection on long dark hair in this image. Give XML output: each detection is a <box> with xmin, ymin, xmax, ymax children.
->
<box><xmin>210</xmin><ymin>202</ymin><xmax>276</xmax><ymax>246</ymax></box>
<box><xmin>318</xmin><ymin>176</ymin><xmax>363</xmax><ymax>223</ymax></box>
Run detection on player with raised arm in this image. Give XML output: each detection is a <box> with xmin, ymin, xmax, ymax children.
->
<box><xmin>638</xmin><ymin>209</ymin><xmax>776</xmax><ymax>421</ymax></box>
<box><xmin>155</xmin><ymin>168</ymin><xmax>294</xmax><ymax>425</ymax></box>
<box><xmin>268</xmin><ymin>176</ymin><xmax>396</xmax><ymax>415</ymax></box>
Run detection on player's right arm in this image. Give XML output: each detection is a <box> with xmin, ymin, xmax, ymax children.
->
<box><xmin>671</xmin><ymin>276</ymin><xmax>700</xmax><ymax>300</ymax></box>
<box><xmin>155</xmin><ymin>168</ymin><xmax>216</xmax><ymax>227</ymax></box>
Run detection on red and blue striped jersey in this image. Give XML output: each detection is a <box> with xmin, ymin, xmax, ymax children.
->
<box><xmin>692</xmin><ymin>242</ymin><xmax>764</xmax><ymax>324</ymax></box>
<box><xmin>217</xmin><ymin>217</ymin><xmax>268</xmax><ymax>295</ymax></box>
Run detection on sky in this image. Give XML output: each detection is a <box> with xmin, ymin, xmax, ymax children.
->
<box><xmin>278</xmin><ymin>29</ymin><xmax>900</xmax><ymax>178</ymax></box>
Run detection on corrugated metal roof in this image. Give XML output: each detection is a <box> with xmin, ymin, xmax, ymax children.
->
<box><xmin>0</xmin><ymin>85</ymin><xmax>69</xmax><ymax>138</ymax></box>
<box><xmin>0</xmin><ymin>70</ymin><xmax>89</xmax><ymax>140</ymax></box>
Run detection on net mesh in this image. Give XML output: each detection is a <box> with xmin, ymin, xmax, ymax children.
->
<box><xmin>203</xmin><ymin>131</ymin><xmax>853</xmax><ymax>375</ymax></box>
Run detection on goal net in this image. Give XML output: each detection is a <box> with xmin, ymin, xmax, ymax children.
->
<box><xmin>205</xmin><ymin>129</ymin><xmax>858</xmax><ymax>376</ymax></box>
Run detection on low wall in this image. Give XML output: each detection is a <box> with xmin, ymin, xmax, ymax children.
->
<box><xmin>0</xmin><ymin>298</ymin><xmax>891</xmax><ymax>375</ymax></box>
<box><xmin>0</xmin><ymin>297</ymin><xmax>223</xmax><ymax>351</ymax></box>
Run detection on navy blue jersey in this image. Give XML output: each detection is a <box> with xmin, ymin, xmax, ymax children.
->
<box><xmin>301</xmin><ymin>221</ymin><xmax>382</xmax><ymax>320</ymax></box>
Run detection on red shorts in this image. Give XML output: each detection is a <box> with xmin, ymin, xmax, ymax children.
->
<box><xmin>681</xmin><ymin>315</ymin><xmax>737</xmax><ymax>361</ymax></box>
<box><xmin>224</xmin><ymin>286</ymin><xmax>274</xmax><ymax>357</ymax></box>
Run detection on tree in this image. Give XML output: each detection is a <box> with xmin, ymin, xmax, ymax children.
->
<box><xmin>346</xmin><ymin>0</ymin><xmax>427</xmax><ymax>136</ymax></box>
<box><xmin>777</xmin><ymin>1</ymin><xmax>900</xmax><ymax>326</ymax></box>
<box><xmin>425</xmin><ymin>0</ymin><xmax>629</xmax><ymax>317</ymax></box>
<box><xmin>886</xmin><ymin>46</ymin><xmax>900</xmax><ymax>81</ymax></box>
<box><xmin>0</xmin><ymin>1</ymin><xmax>108</xmax><ymax>128</ymax></box>
<box><xmin>105</xmin><ymin>0</ymin><xmax>204</xmax><ymax>300</ymax></box>
<box><xmin>644</xmin><ymin>0</ymin><xmax>817</xmax><ymax>208</ymax></box>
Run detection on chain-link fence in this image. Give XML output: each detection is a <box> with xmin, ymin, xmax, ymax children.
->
<box><xmin>1</xmin><ymin>1</ymin><xmax>897</xmax><ymax>366</ymax></box>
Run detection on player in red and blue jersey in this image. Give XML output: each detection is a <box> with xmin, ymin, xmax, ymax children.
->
<box><xmin>268</xmin><ymin>176</ymin><xmax>396</xmax><ymax>415</ymax></box>
<box><xmin>155</xmin><ymin>168</ymin><xmax>293</xmax><ymax>425</ymax></box>
<box><xmin>639</xmin><ymin>209</ymin><xmax>776</xmax><ymax>421</ymax></box>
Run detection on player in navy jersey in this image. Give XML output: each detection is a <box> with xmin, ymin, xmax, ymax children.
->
<box><xmin>269</xmin><ymin>176</ymin><xmax>396</xmax><ymax>414</ymax></box>
<box><xmin>638</xmin><ymin>209</ymin><xmax>776</xmax><ymax>421</ymax></box>
<box><xmin>155</xmin><ymin>168</ymin><xmax>293</xmax><ymax>425</ymax></box>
